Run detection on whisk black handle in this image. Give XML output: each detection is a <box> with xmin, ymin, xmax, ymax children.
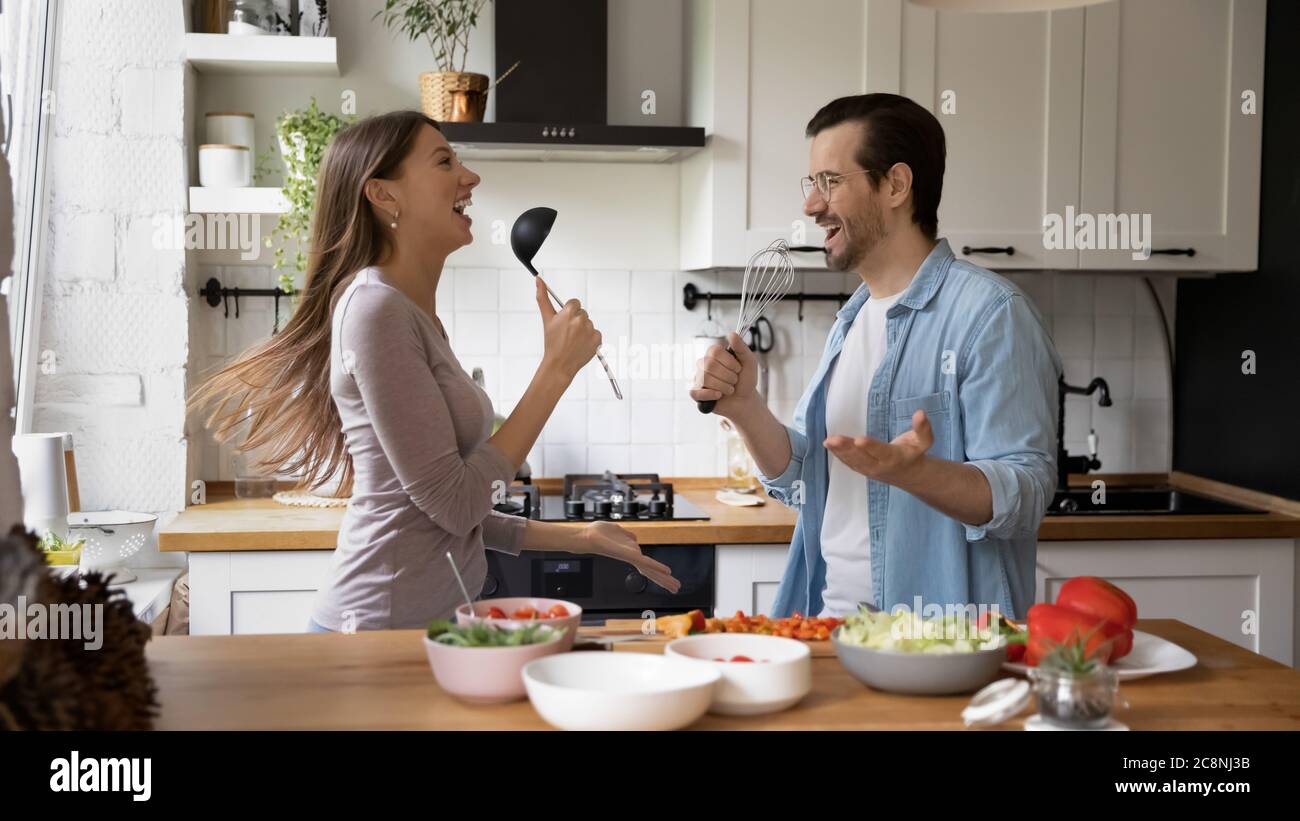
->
<box><xmin>695</xmin><ymin>344</ymin><xmax>734</xmax><ymax>414</ymax></box>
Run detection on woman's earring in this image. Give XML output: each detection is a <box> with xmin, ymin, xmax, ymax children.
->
<box><xmin>390</xmin><ymin>209</ymin><xmax>399</xmax><ymax>229</ymax></box>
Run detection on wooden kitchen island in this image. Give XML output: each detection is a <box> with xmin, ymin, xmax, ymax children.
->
<box><xmin>146</xmin><ymin>619</ymin><xmax>1300</xmax><ymax>730</ymax></box>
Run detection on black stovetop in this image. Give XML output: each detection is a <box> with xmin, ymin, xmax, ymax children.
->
<box><xmin>493</xmin><ymin>472</ymin><xmax>711</xmax><ymax>522</ymax></box>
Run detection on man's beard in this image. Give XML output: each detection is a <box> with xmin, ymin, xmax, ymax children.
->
<box><xmin>822</xmin><ymin>202</ymin><xmax>886</xmax><ymax>273</ymax></box>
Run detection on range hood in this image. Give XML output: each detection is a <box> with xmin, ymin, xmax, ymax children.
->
<box><xmin>444</xmin><ymin>0</ymin><xmax>704</xmax><ymax>163</ymax></box>
<box><xmin>439</xmin><ymin>122</ymin><xmax>704</xmax><ymax>164</ymax></box>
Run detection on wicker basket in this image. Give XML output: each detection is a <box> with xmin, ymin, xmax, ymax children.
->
<box><xmin>420</xmin><ymin>71</ymin><xmax>490</xmax><ymax>122</ymax></box>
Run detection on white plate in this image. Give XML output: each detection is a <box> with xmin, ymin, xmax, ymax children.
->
<box><xmin>1003</xmin><ymin>630</ymin><xmax>1197</xmax><ymax>681</ymax></box>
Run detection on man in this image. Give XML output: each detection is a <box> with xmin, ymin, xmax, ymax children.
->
<box><xmin>691</xmin><ymin>94</ymin><xmax>1061</xmax><ymax>620</ymax></box>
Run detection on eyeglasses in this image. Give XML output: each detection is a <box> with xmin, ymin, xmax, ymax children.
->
<box><xmin>800</xmin><ymin>168</ymin><xmax>873</xmax><ymax>201</ymax></box>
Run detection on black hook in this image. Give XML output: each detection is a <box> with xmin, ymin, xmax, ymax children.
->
<box><xmin>272</xmin><ymin>290</ymin><xmax>281</xmax><ymax>335</ymax></box>
<box><xmin>233</xmin><ymin>287</ymin><xmax>241</xmax><ymax>319</ymax></box>
<box><xmin>797</xmin><ymin>294</ymin><xmax>805</xmax><ymax>322</ymax></box>
<box><xmin>706</xmin><ymin>293</ymin><xmax>713</xmax><ymax>322</ymax></box>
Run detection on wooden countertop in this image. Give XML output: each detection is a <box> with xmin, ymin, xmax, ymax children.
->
<box><xmin>145</xmin><ymin>619</ymin><xmax>1300</xmax><ymax>730</ymax></box>
<box><xmin>159</xmin><ymin>473</ymin><xmax>1300</xmax><ymax>553</ymax></box>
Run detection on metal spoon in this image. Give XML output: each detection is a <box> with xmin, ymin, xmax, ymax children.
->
<box><xmin>510</xmin><ymin>207</ymin><xmax>623</xmax><ymax>399</ymax></box>
<box><xmin>445</xmin><ymin>551</ymin><xmax>478</xmax><ymax>622</ymax></box>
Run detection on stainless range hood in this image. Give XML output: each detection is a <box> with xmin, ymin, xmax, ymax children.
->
<box><xmin>438</xmin><ymin>122</ymin><xmax>705</xmax><ymax>164</ymax></box>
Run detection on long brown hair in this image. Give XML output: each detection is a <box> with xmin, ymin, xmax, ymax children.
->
<box><xmin>188</xmin><ymin>111</ymin><xmax>440</xmax><ymax>494</ymax></box>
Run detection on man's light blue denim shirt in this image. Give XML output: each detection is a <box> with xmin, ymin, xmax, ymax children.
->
<box><xmin>759</xmin><ymin>239</ymin><xmax>1062</xmax><ymax>619</ymax></box>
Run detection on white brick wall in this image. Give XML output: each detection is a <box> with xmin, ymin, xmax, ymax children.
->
<box><xmin>193</xmin><ymin>265</ymin><xmax>1175</xmax><ymax>480</ymax></box>
<box><xmin>33</xmin><ymin>0</ymin><xmax>190</xmax><ymax>566</ymax></box>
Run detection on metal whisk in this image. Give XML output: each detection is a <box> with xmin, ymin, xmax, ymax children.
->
<box><xmin>696</xmin><ymin>239</ymin><xmax>795</xmax><ymax>414</ymax></box>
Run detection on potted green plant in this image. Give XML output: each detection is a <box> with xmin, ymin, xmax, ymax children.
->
<box><xmin>374</xmin><ymin>0</ymin><xmax>493</xmax><ymax>122</ymax></box>
<box><xmin>264</xmin><ymin>98</ymin><xmax>352</xmax><ymax>295</ymax></box>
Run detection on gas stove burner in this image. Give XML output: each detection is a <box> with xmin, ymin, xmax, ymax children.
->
<box><xmin>493</xmin><ymin>483</ymin><xmax>539</xmax><ymax>519</ymax></box>
<box><xmin>562</xmin><ymin>472</ymin><xmax>676</xmax><ymax>521</ymax></box>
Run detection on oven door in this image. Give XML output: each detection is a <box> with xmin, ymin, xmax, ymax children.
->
<box><xmin>482</xmin><ymin>545</ymin><xmax>715</xmax><ymax>625</ymax></box>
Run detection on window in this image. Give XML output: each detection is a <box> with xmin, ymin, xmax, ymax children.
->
<box><xmin>2</xmin><ymin>0</ymin><xmax>58</xmax><ymax>432</ymax></box>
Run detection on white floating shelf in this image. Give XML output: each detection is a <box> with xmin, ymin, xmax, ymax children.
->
<box><xmin>184</xmin><ymin>33</ymin><xmax>338</xmax><ymax>76</ymax></box>
<box><xmin>189</xmin><ymin>187</ymin><xmax>288</xmax><ymax>214</ymax></box>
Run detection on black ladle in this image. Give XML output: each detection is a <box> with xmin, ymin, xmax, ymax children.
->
<box><xmin>510</xmin><ymin>207</ymin><xmax>623</xmax><ymax>400</ymax></box>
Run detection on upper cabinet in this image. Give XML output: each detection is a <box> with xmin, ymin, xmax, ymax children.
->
<box><xmin>680</xmin><ymin>0</ymin><xmax>1266</xmax><ymax>273</ymax></box>
<box><xmin>896</xmin><ymin>4</ymin><xmax>1085</xmax><ymax>270</ymax></box>
<box><xmin>1078</xmin><ymin>0</ymin><xmax>1264</xmax><ymax>271</ymax></box>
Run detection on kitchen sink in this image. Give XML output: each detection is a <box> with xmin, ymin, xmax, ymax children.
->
<box><xmin>1046</xmin><ymin>486</ymin><xmax>1264</xmax><ymax>516</ymax></box>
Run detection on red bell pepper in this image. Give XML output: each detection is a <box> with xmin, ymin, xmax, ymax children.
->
<box><xmin>1055</xmin><ymin>577</ymin><xmax>1137</xmax><ymax>659</ymax></box>
<box><xmin>1025</xmin><ymin>603</ymin><xmax>1126</xmax><ymax>666</ymax></box>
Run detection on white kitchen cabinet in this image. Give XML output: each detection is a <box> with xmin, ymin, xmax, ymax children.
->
<box><xmin>715</xmin><ymin>543</ymin><xmax>794</xmax><ymax>616</ymax></box>
<box><xmin>1038</xmin><ymin>539</ymin><xmax>1293</xmax><ymax>665</ymax></box>
<box><xmin>1077</xmin><ymin>0</ymin><xmax>1265</xmax><ymax>271</ymax></box>
<box><xmin>716</xmin><ymin>539</ymin><xmax>1296</xmax><ymax>666</ymax></box>
<box><xmin>681</xmin><ymin>0</ymin><xmax>1265</xmax><ymax>273</ymax></box>
<box><xmin>895</xmin><ymin>3</ymin><xmax>1084</xmax><ymax>270</ymax></box>
<box><xmin>189</xmin><ymin>550</ymin><xmax>334</xmax><ymax>635</ymax></box>
<box><xmin>681</xmin><ymin>0</ymin><xmax>884</xmax><ymax>269</ymax></box>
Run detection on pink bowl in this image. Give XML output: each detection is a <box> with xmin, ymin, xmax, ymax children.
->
<box><xmin>422</xmin><ymin>631</ymin><xmax>565</xmax><ymax>704</ymax></box>
<box><xmin>455</xmin><ymin>597</ymin><xmax>582</xmax><ymax>651</ymax></box>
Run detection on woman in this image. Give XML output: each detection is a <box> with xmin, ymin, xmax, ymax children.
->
<box><xmin>190</xmin><ymin>111</ymin><xmax>679</xmax><ymax>631</ymax></box>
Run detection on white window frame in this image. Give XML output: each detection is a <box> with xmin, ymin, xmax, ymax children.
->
<box><xmin>3</xmin><ymin>0</ymin><xmax>59</xmax><ymax>434</ymax></box>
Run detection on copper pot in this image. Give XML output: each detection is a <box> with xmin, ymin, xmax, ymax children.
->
<box><xmin>447</xmin><ymin>89</ymin><xmax>487</xmax><ymax>123</ymax></box>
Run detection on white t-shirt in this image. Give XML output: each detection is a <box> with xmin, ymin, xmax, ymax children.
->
<box><xmin>819</xmin><ymin>291</ymin><xmax>903</xmax><ymax>617</ymax></box>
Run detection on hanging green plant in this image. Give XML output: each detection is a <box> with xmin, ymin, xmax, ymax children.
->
<box><xmin>266</xmin><ymin>98</ymin><xmax>354</xmax><ymax>295</ymax></box>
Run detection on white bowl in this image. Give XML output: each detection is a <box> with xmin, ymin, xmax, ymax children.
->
<box><xmin>522</xmin><ymin>652</ymin><xmax>720</xmax><ymax>731</ymax></box>
<box><xmin>666</xmin><ymin>633</ymin><xmax>812</xmax><ymax>715</ymax></box>
<box><xmin>455</xmin><ymin>597</ymin><xmax>582</xmax><ymax>651</ymax></box>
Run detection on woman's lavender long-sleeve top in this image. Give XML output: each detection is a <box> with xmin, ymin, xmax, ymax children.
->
<box><xmin>310</xmin><ymin>268</ymin><xmax>525</xmax><ymax>631</ymax></box>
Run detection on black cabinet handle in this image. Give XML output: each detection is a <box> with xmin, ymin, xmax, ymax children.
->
<box><xmin>961</xmin><ymin>245</ymin><xmax>1015</xmax><ymax>256</ymax></box>
<box><xmin>1149</xmin><ymin>248</ymin><xmax>1196</xmax><ymax>257</ymax></box>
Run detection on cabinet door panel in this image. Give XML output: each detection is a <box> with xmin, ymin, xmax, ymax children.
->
<box><xmin>1079</xmin><ymin>0</ymin><xmax>1265</xmax><ymax>271</ymax></box>
<box><xmin>746</xmin><ymin>0</ymin><xmax>868</xmax><ymax>255</ymax></box>
<box><xmin>900</xmin><ymin>5</ymin><xmax>1084</xmax><ymax>269</ymax></box>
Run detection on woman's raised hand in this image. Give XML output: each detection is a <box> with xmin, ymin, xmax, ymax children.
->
<box><xmin>536</xmin><ymin>276</ymin><xmax>601</xmax><ymax>380</ymax></box>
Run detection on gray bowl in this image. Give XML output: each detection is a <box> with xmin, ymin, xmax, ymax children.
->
<box><xmin>831</xmin><ymin>628</ymin><xmax>1007</xmax><ymax>696</ymax></box>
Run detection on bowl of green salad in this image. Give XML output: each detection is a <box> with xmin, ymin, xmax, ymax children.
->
<box><xmin>832</xmin><ymin>607</ymin><xmax>1008</xmax><ymax>695</ymax></box>
<box><xmin>423</xmin><ymin>619</ymin><xmax>566</xmax><ymax>704</ymax></box>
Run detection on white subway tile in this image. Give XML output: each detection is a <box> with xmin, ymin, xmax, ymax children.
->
<box><xmin>587</xmin><ymin>399</ymin><xmax>631</xmax><ymax>444</ymax></box>
<box><xmin>587</xmin><ymin>444</ymin><xmax>630</xmax><ymax>473</ymax></box>
<box><xmin>1052</xmin><ymin>315</ymin><xmax>1094</xmax><ymax>359</ymax></box>
<box><xmin>543</xmin><ymin>401</ymin><xmax>588</xmax><ymax>444</ymax></box>
<box><xmin>545</xmin><ymin>269</ymin><xmax>587</xmax><ymax>304</ymax></box>
<box><xmin>1134</xmin><ymin>357</ymin><xmax>1170</xmax><ymax>400</ymax></box>
<box><xmin>499</xmin><ymin>311</ymin><xmax>543</xmax><ymax>355</ymax></box>
<box><xmin>630</xmin><ymin>270</ymin><xmax>675</xmax><ymax>313</ymax></box>
<box><xmin>675</xmin><ymin>397</ymin><xmax>724</xmax><ymax>445</ymax></box>
<box><xmin>629</xmin><ymin>444</ymin><xmax>673</xmax><ymax>473</ymax></box>
<box><xmin>543</xmin><ymin>444</ymin><xmax>586</xmax><ymax>476</ymax></box>
<box><xmin>1093</xmin><ymin>276</ymin><xmax>1136</xmax><ymax>316</ymax></box>
<box><xmin>1094</xmin><ymin>315</ymin><xmax>1134</xmax><ymax>360</ymax></box>
<box><xmin>1091</xmin><ymin>401</ymin><xmax>1134</xmax><ymax>473</ymax></box>
<box><xmin>587</xmin><ymin>270</ymin><xmax>630</xmax><ymax>311</ymax></box>
<box><xmin>1052</xmin><ymin>274</ymin><xmax>1094</xmax><ymax>316</ymax></box>
<box><xmin>454</xmin><ymin>268</ymin><xmax>498</xmax><ymax>311</ymax></box>
<box><xmin>497</xmin><ymin>268</ymin><xmax>536</xmax><ymax>311</ymax></box>
<box><xmin>630</xmin><ymin>400</ymin><xmax>675</xmax><ymax>444</ymax></box>
<box><xmin>674</xmin><ymin>443</ymin><xmax>718</xmax><ymax>477</ymax></box>
<box><xmin>500</xmin><ymin>355</ymin><xmax>543</xmax><ymax>402</ymax></box>
<box><xmin>451</xmin><ymin>312</ymin><xmax>500</xmax><ymax>355</ymax></box>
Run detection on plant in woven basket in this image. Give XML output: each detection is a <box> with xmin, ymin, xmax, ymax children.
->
<box><xmin>374</xmin><ymin>0</ymin><xmax>491</xmax><ymax>72</ymax></box>
<box><xmin>265</xmin><ymin>98</ymin><xmax>353</xmax><ymax>296</ymax></box>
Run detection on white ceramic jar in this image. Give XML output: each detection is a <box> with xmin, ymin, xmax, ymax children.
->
<box><xmin>205</xmin><ymin>112</ymin><xmax>255</xmax><ymax>150</ymax></box>
<box><xmin>198</xmin><ymin>144</ymin><xmax>252</xmax><ymax>187</ymax></box>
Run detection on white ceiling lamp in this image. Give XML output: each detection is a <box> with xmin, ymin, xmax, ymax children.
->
<box><xmin>908</xmin><ymin>0</ymin><xmax>1114</xmax><ymax>12</ymax></box>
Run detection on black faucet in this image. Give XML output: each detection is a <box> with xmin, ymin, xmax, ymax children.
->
<box><xmin>1057</xmin><ymin>376</ymin><xmax>1112</xmax><ymax>491</ymax></box>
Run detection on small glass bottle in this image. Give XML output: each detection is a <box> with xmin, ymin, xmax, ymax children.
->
<box><xmin>227</xmin><ymin>0</ymin><xmax>272</xmax><ymax>35</ymax></box>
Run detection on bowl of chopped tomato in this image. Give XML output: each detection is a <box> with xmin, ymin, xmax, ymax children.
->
<box><xmin>455</xmin><ymin>597</ymin><xmax>582</xmax><ymax>651</ymax></box>
<box><xmin>665</xmin><ymin>633</ymin><xmax>812</xmax><ymax>715</ymax></box>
